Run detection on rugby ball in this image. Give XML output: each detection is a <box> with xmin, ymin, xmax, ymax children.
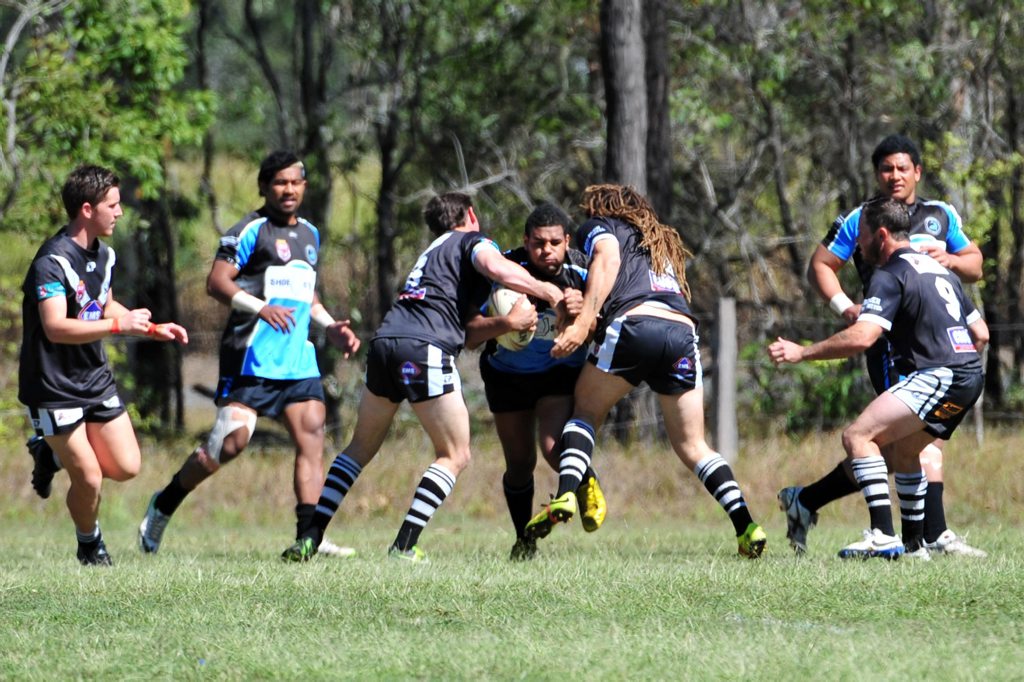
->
<box><xmin>488</xmin><ymin>287</ymin><xmax>535</xmax><ymax>351</ymax></box>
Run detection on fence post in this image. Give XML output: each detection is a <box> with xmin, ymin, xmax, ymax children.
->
<box><xmin>715</xmin><ymin>297</ymin><xmax>738</xmax><ymax>462</ymax></box>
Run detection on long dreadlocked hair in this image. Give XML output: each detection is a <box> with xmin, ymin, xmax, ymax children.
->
<box><xmin>580</xmin><ymin>183</ymin><xmax>693</xmax><ymax>299</ymax></box>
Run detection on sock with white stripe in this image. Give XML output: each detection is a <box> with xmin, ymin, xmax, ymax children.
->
<box><xmin>694</xmin><ymin>453</ymin><xmax>753</xmax><ymax>535</ymax></box>
<box><xmin>393</xmin><ymin>464</ymin><xmax>457</xmax><ymax>551</ymax></box>
<box><xmin>306</xmin><ymin>453</ymin><xmax>363</xmax><ymax>544</ymax></box>
<box><xmin>76</xmin><ymin>522</ymin><xmax>101</xmax><ymax>549</ymax></box>
<box><xmin>555</xmin><ymin>419</ymin><xmax>595</xmax><ymax>497</ymax></box>
<box><xmin>895</xmin><ymin>470</ymin><xmax>927</xmax><ymax>550</ymax></box>
<box><xmin>851</xmin><ymin>455</ymin><xmax>895</xmax><ymax>536</ymax></box>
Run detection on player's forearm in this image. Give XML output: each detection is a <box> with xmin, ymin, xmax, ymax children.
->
<box><xmin>799</xmin><ymin>323</ymin><xmax>879</xmax><ymax>361</ymax></box>
<box><xmin>464</xmin><ymin>315</ymin><xmax>511</xmax><ymax>349</ymax></box>
<box><xmin>948</xmin><ymin>249</ymin><xmax>983</xmax><ymax>283</ymax></box>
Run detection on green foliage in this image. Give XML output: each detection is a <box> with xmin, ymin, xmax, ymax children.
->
<box><xmin>741</xmin><ymin>340</ymin><xmax>872</xmax><ymax>436</ymax></box>
<box><xmin>1</xmin><ymin>0</ymin><xmax>215</xmax><ymax>236</ymax></box>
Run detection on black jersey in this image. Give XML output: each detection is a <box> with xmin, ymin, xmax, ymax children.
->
<box><xmin>478</xmin><ymin>246</ymin><xmax>589</xmax><ymax>373</ymax></box>
<box><xmin>19</xmin><ymin>228</ymin><xmax>118</xmax><ymax>407</ymax></box>
<box><xmin>576</xmin><ymin>216</ymin><xmax>693</xmax><ymax>333</ymax></box>
<box><xmin>822</xmin><ymin>196</ymin><xmax>972</xmax><ymax>293</ymax></box>
<box><xmin>858</xmin><ymin>247</ymin><xmax>982</xmax><ymax>375</ymax></box>
<box><xmin>374</xmin><ymin>230</ymin><xmax>498</xmax><ymax>355</ymax></box>
<box><xmin>215</xmin><ymin>209</ymin><xmax>322</xmax><ymax>380</ymax></box>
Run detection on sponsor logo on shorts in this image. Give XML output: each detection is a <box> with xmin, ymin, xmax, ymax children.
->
<box><xmin>102</xmin><ymin>395</ymin><xmax>121</xmax><ymax>409</ymax></box>
<box><xmin>400</xmin><ymin>362</ymin><xmax>421</xmax><ymax>377</ymax></box>
<box><xmin>305</xmin><ymin>244</ymin><xmax>317</xmax><ymax>265</ymax></box>
<box><xmin>276</xmin><ymin>239</ymin><xmax>292</xmax><ymax>262</ymax></box>
<box><xmin>933</xmin><ymin>401</ymin><xmax>964</xmax><ymax>419</ymax></box>
<box><xmin>77</xmin><ymin>300</ymin><xmax>104</xmax><ymax>321</ymax></box>
<box><xmin>947</xmin><ymin>327</ymin><xmax>976</xmax><ymax>353</ymax></box>
<box><xmin>53</xmin><ymin>407</ymin><xmax>84</xmax><ymax>427</ymax></box>
<box><xmin>673</xmin><ymin>357</ymin><xmax>691</xmax><ymax>374</ymax></box>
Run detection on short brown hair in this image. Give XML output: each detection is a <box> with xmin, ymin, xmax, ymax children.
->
<box><xmin>61</xmin><ymin>165</ymin><xmax>119</xmax><ymax>220</ymax></box>
<box><xmin>423</xmin><ymin>192</ymin><xmax>473</xmax><ymax>236</ymax></box>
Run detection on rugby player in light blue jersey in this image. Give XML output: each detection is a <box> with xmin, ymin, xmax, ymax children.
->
<box><xmin>139</xmin><ymin>151</ymin><xmax>360</xmax><ymax>557</ymax></box>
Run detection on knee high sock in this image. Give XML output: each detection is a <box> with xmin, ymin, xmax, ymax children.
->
<box><xmin>503</xmin><ymin>474</ymin><xmax>534</xmax><ymax>539</ymax></box>
<box><xmin>923</xmin><ymin>481</ymin><xmax>948</xmax><ymax>543</ymax></box>
<box><xmin>895</xmin><ymin>471</ymin><xmax>927</xmax><ymax>550</ymax></box>
<box><xmin>306</xmin><ymin>453</ymin><xmax>363</xmax><ymax>544</ymax></box>
<box><xmin>694</xmin><ymin>453</ymin><xmax>754</xmax><ymax>535</ymax></box>
<box><xmin>154</xmin><ymin>472</ymin><xmax>191</xmax><ymax>517</ymax></box>
<box><xmin>393</xmin><ymin>464</ymin><xmax>457</xmax><ymax>551</ymax></box>
<box><xmin>851</xmin><ymin>455</ymin><xmax>894</xmax><ymax>536</ymax></box>
<box><xmin>556</xmin><ymin>419</ymin><xmax>595</xmax><ymax>497</ymax></box>
<box><xmin>798</xmin><ymin>461</ymin><xmax>859</xmax><ymax>513</ymax></box>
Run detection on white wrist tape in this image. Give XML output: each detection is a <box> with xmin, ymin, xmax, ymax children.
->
<box><xmin>829</xmin><ymin>292</ymin><xmax>855</xmax><ymax>316</ymax></box>
<box><xmin>310</xmin><ymin>303</ymin><xmax>336</xmax><ymax>329</ymax></box>
<box><xmin>231</xmin><ymin>290</ymin><xmax>266</xmax><ymax>315</ymax></box>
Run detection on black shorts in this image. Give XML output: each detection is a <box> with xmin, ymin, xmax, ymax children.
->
<box><xmin>589</xmin><ymin>315</ymin><xmax>702</xmax><ymax>395</ymax></box>
<box><xmin>480</xmin><ymin>358</ymin><xmax>581</xmax><ymax>413</ymax></box>
<box><xmin>888</xmin><ymin>367</ymin><xmax>984</xmax><ymax>440</ymax></box>
<box><xmin>866</xmin><ymin>338</ymin><xmax>897</xmax><ymax>394</ymax></box>
<box><xmin>215</xmin><ymin>376</ymin><xmax>324</xmax><ymax>418</ymax></box>
<box><xmin>26</xmin><ymin>394</ymin><xmax>126</xmax><ymax>436</ymax></box>
<box><xmin>365</xmin><ymin>337</ymin><xmax>460</xmax><ymax>404</ymax></box>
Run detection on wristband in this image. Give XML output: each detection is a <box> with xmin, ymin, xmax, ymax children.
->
<box><xmin>310</xmin><ymin>304</ymin><xmax>336</xmax><ymax>329</ymax></box>
<box><xmin>146</xmin><ymin>322</ymin><xmax>158</xmax><ymax>336</ymax></box>
<box><xmin>829</xmin><ymin>292</ymin><xmax>855</xmax><ymax>316</ymax></box>
<box><xmin>231</xmin><ymin>290</ymin><xmax>267</xmax><ymax>315</ymax></box>
<box><xmin>110</xmin><ymin>318</ymin><xmax>120</xmax><ymax>335</ymax></box>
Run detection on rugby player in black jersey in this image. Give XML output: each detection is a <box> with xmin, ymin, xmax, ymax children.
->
<box><xmin>282</xmin><ymin>192</ymin><xmax>565</xmax><ymax>562</ymax></box>
<box><xmin>464</xmin><ymin>203</ymin><xmax>606</xmax><ymax>561</ymax></box>
<box><xmin>20</xmin><ymin>165</ymin><xmax>188</xmax><ymax>565</ymax></box>
<box><xmin>770</xmin><ymin>198</ymin><xmax>988</xmax><ymax>560</ymax></box>
<box><xmin>780</xmin><ymin>135</ymin><xmax>986</xmax><ymax>557</ymax></box>
<box><xmin>525</xmin><ymin>184</ymin><xmax>768</xmax><ymax>559</ymax></box>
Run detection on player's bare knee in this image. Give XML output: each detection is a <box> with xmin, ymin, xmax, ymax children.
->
<box><xmin>440</xmin><ymin>450</ymin><xmax>472</xmax><ymax>474</ymax></box>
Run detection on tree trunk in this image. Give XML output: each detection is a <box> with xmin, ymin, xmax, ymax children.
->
<box><xmin>644</xmin><ymin>0</ymin><xmax>671</xmax><ymax>218</ymax></box>
<box><xmin>601</xmin><ymin>0</ymin><xmax>647</xmax><ymax>191</ymax></box>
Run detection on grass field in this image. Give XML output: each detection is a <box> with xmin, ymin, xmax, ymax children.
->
<box><xmin>1</xmin><ymin>427</ymin><xmax>1022</xmax><ymax>680</ymax></box>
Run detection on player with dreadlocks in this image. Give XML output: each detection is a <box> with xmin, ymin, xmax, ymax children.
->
<box><xmin>524</xmin><ymin>184</ymin><xmax>767</xmax><ymax>558</ymax></box>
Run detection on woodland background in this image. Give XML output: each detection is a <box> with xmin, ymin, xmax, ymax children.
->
<box><xmin>3</xmin><ymin>0</ymin><xmax>1024</xmax><ymax>439</ymax></box>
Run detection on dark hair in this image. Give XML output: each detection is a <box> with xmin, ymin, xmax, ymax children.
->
<box><xmin>863</xmin><ymin>197</ymin><xmax>911</xmax><ymax>239</ymax></box>
<box><xmin>524</xmin><ymin>202</ymin><xmax>573</xmax><ymax>235</ymax></box>
<box><xmin>871</xmin><ymin>134</ymin><xmax>922</xmax><ymax>170</ymax></box>
<box><xmin>423</xmin><ymin>192</ymin><xmax>473</xmax><ymax>236</ymax></box>
<box><xmin>258</xmin><ymin>150</ymin><xmax>304</xmax><ymax>187</ymax></box>
<box><xmin>61</xmin><ymin>165</ymin><xmax>119</xmax><ymax>220</ymax></box>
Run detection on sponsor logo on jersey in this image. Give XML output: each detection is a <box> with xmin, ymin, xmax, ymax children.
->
<box><xmin>305</xmin><ymin>244</ymin><xmax>317</xmax><ymax>265</ymax></box>
<box><xmin>37</xmin><ymin>281</ymin><xmax>64</xmax><ymax>300</ymax></box>
<box><xmin>276</xmin><ymin>239</ymin><xmax>292</xmax><ymax>262</ymax></box>
<box><xmin>86</xmin><ymin>261</ymin><xmax>96</xmax><ymax>272</ymax></box>
<box><xmin>649</xmin><ymin>263</ymin><xmax>682</xmax><ymax>293</ymax></box>
<box><xmin>947</xmin><ymin>326</ymin><xmax>976</xmax><ymax>353</ymax></box>
<box><xmin>933</xmin><ymin>400</ymin><xmax>964</xmax><ymax>419</ymax></box>
<box><xmin>76</xmin><ymin>280</ymin><xmax>87</xmax><ymax>304</ymax></box>
<box><xmin>78</xmin><ymin>300</ymin><xmax>104</xmax><ymax>321</ymax></box>
<box><xmin>398</xmin><ymin>287</ymin><xmax>427</xmax><ymax>301</ymax></box>
<box><xmin>861</xmin><ymin>296</ymin><xmax>883</xmax><ymax>313</ymax></box>
<box><xmin>924</xmin><ymin>216</ymin><xmax>941</xmax><ymax>235</ymax></box>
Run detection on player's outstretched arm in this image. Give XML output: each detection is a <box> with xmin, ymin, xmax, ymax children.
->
<box><xmin>769</xmin><ymin>321</ymin><xmax>882</xmax><ymax>366</ymax></box>
<box><xmin>808</xmin><ymin>244</ymin><xmax>859</xmax><ymax>324</ymax></box>
<box><xmin>464</xmin><ymin>297</ymin><xmax>537</xmax><ymax>350</ymax></box>
<box><xmin>473</xmin><ymin>248</ymin><xmax>563</xmax><ymax>309</ymax></box>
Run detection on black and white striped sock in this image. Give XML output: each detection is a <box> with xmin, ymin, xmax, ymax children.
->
<box><xmin>895</xmin><ymin>471</ymin><xmax>927</xmax><ymax>550</ymax></box>
<box><xmin>556</xmin><ymin>419</ymin><xmax>595</xmax><ymax>497</ymax></box>
<box><xmin>851</xmin><ymin>455</ymin><xmax>894</xmax><ymax>536</ymax></box>
<box><xmin>393</xmin><ymin>464</ymin><xmax>457</xmax><ymax>551</ymax></box>
<box><xmin>308</xmin><ymin>453</ymin><xmax>363</xmax><ymax>542</ymax></box>
<box><xmin>695</xmin><ymin>453</ymin><xmax>753</xmax><ymax>535</ymax></box>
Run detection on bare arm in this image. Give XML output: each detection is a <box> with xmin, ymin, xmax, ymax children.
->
<box><xmin>768</xmin><ymin>320</ymin><xmax>883</xmax><ymax>365</ymax></box>
<box><xmin>472</xmin><ymin>248</ymin><xmax>563</xmax><ymax>309</ymax></box>
<box><xmin>551</xmin><ymin>238</ymin><xmax>619</xmax><ymax>358</ymax></box>
<box><xmin>917</xmin><ymin>242</ymin><xmax>983</xmax><ymax>283</ymax></box>
<box><xmin>807</xmin><ymin>244</ymin><xmax>859</xmax><ymax>324</ymax></box>
<box><xmin>969</xmin><ymin>315</ymin><xmax>990</xmax><ymax>354</ymax></box>
<box><xmin>464</xmin><ymin>297</ymin><xmax>537</xmax><ymax>350</ymax></box>
<box><xmin>40</xmin><ymin>290</ymin><xmax>186</xmax><ymax>344</ymax></box>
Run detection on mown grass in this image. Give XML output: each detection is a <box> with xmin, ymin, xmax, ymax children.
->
<box><xmin>1</xmin><ymin>427</ymin><xmax>1021</xmax><ymax>680</ymax></box>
